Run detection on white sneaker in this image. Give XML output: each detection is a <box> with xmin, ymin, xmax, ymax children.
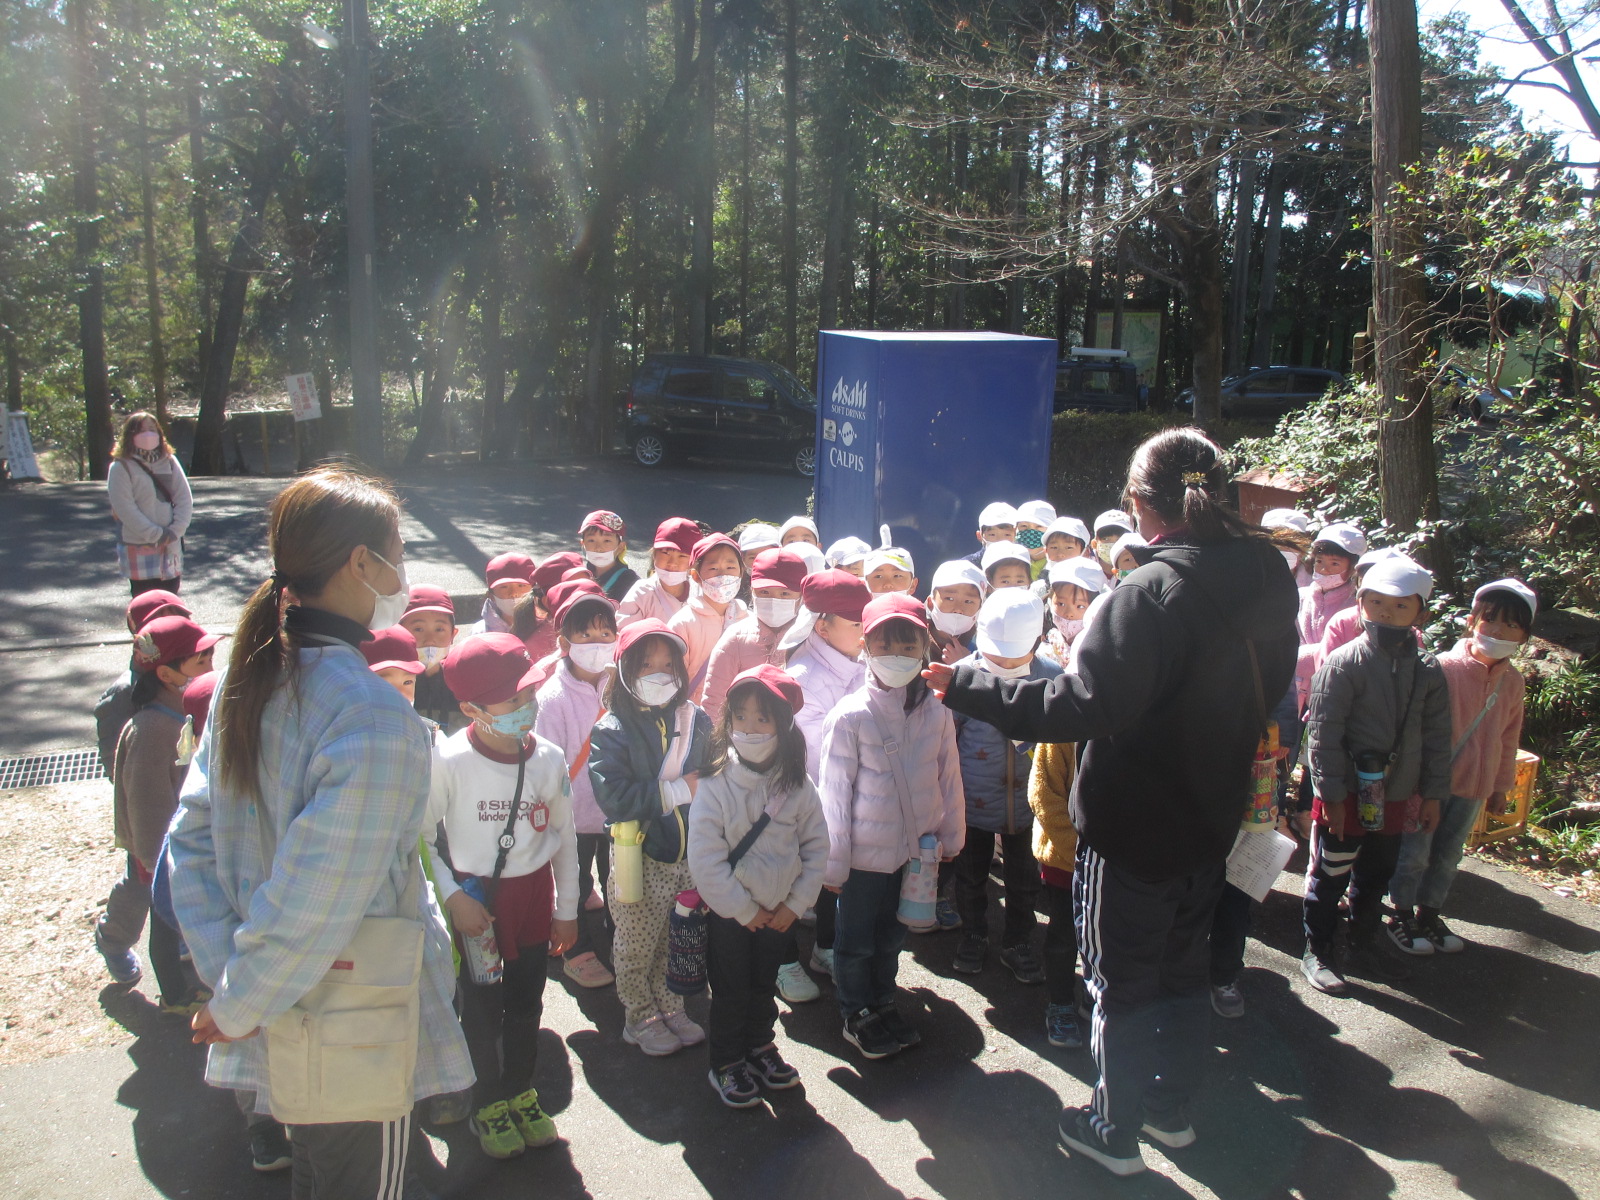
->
<box><xmin>776</xmin><ymin>961</ymin><xmax>821</xmax><ymax>1004</ymax></box>
<box><xmin>623</xmin><ymin>1014</ymin><xmax>682</xmax><ymax>1056</ymax></box>
<box><xmin>809</xmin><ymin>946</ymin><xmax>835</xmax><ymax>979</ymax></box>
<box><xmin>662</xmin><ymin>1009</ymin><xmax>706</xmax><ymax>1046</ymax></box>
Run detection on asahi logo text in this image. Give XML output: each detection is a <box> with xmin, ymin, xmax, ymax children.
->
<box><xmin>830</xmin><ymin>377</ymin><xmax>868</xmax><ymax>421</ymax></box>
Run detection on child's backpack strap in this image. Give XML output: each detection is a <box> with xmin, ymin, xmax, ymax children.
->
<box><xmin>569</xmin><ymin>708</ymin><xmax>609</xmax><ymax>781</ymax></box>
<box><xmin>866</xmin><ymin>705</ymin><xmax>927</xmax><ymax>865</ymax></box>
<box><xmin>1451</xmin><ymin>670</ymin><xmax>1508</xmax><ymax>764</ymax></box>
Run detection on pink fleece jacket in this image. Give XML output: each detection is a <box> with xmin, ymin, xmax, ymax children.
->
<box><xmin>1437</xmin><ymin>640</ymin><xmax>1526</xmax><ymax>801</ymax></box>
<box><xmin>533</xmin><ymin>659</ymin><xmax>609</xmax><ymax>834</ymax></box>
<box><xmin>700</xmin><ymin>615</ymin><xmax>793</xmax><ymax>722</ymax></box>
<box><xmin>668</xmin><ymin>590</ymin><xmax>750</xmax><ymax>696</ymax></box>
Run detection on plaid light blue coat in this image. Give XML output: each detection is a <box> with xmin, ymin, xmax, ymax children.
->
<box><xmin>169</xmin><ymin>642</ymin><xmax>472</xmax><ymax>1104</ymax></box>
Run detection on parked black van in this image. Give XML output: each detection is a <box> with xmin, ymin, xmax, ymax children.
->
<box><xmin>1053</xmin><ymin>349</ymin><xmax>1144</xmax><ymax>413</ymax></box>
<box><xmin>625</xmin><ymin>354</ymin><xmax>818</xmax><ymax>476</ymax></box>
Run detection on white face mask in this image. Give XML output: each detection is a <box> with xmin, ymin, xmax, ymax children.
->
<box><xmin>753</xmin><ymin>596</ymin><xmax>798</xmax><ymax>627</ymax></box>
<box><xmin>701</xmin><ymin>575</ymin><xmax>742</xmax><ymax>605</ymax></box>
<box><xmin>1281</xmin><ymin>549</ymin><xmax>1300</xmax><ymax>571</ymax></box>
<box><xmin>730</xmin><ymin>730</ymin><xmax>778</xmax><ymax>764</ymax></box>
<box><xmin>417</xmin><ymin>645</ymin><xmax>447</xmax><ymax>668</ymax></box>
<box><xmin>133</xmin><ymin>430</ymin><xmax>162</xmax><ymax>451</ymax></box>
<box><xmin>1472</xmin><ymin>631</ymin><xmax>1521</xmax><ymax>661</ymax></box>
<box><xmin>928</xmin><ymin>608</ymin><xmax>976</xmax><ymax>637</ymax></box>
<box><xmin>493</xmin><ymin>595</ymin><xmax>519</xmax><ymax>618</ymax></box>
<box><xmin>631</xmin><ymin>672</ymin><xmax>679</xmax><ymax>706</ymax></box>
<box><xmin>978</xmin><ymin>656</ymin><xmax>1032</xmax><ymax>679</ymax></box>
<box><xmin>1054</xmin><ymin>615</ymin><xmax>1084</xmax><ymax>640</ymax></box>
<box><xmin>364</xmin><ymin>552</ymin><xmax>410</xmax><ymax>631</ymax></box>
<box><xmin>585</xmin><ymin>549</ymin><xmax>617</xmax><ymax>572</ymax></box>
<box><xmin>1312</xmin><ymin>572</ymin><xmax>1345</xmax><ymax>591</ymax></box>
<box><xmin>868</xmin><ymin>654</ymin><xmax>923</xmax><ymax>688</ymax></box>
<box><xmin>656</xmin><ymin>568</ymin><xmax>690</xmax><ymax>587</ymax></box>
<box><xmin>568</xmin><ymin>641</ymin><xmax>615</xmax><ymax>674</ymax></box>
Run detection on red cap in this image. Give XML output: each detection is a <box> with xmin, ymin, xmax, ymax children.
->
<box><xmin>403</xmin><ymin>585</ymin><xmax>455</xmax><ymax>619</ymax></box>
<box><xmin>691</xmin><ymin>532</ymin><xmax>740</xmax><ymax>565</ymax></box>
<box><xmin>562</xmin><ymin>565</ymin><xmax>594</xmax><ymax>583</ymax></box>
<box><xmin>653</xmin><ymin>517</ymin><xmax>701</xmax><ymax>555</ymax></box>
<box><xmin>800</xmin><ymin>569</ymin><xmax>872</xmax><ymax>622</ymax></box>
<box><xmin>126</xmin><ymin>589</ymin><xmax>191</xmax><ymax>633</ymax></box>
<box><xmin>728</xmin><ymin>663</ymin><xmax>804</xmax><ymax>715</ymax></box>
<box><xmin>181</xmin><ymin>670</ymin><xmax>217</xmax><ymax>737</ymax></box>
<box><xmin>362</xmin><ymin>625</ymin><xmax>425</xmax><ymax>676</ymax></box>
<box><xmin>750</xmin><ymin>547</ymin><xmax>809</xmax><ymax>593</ymax></box>
<box><xmin>485</xmin><ymin>552</ymin><xmax>536</xmax><ymax>588</ymax></box>
<box><xmin>547</xmin><ymin>579</ymin><xmax>613</xmax><ymax>628</ymax></box>
<box><xmin>132</xmin><ymin>615</ymin><xmax>224</xmax><ymax>672</ymax></box>
<box><xmin>443</xmin><ymin>633</ymin><xmax>548</xmax><ymax>706</ymax></box>
<box><xmin>580</xmin><ymin>510</ymin><xmax>626</xmax><ymax>538</ymax></box>
<box><xmin>614</xmin><ymin>618</ymin><xmax>687</xmax><ymax>663</ymax></box>
<box><xmin>532</xmin><ymin>551</ymin><xmax>586</xmax><ymax>593</ymax></box>
<box><xmin>861</xmin><ymin>592</ymin><xmax>928</xmax><ymax>637</ymax></box>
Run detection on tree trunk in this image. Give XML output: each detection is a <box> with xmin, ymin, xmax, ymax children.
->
<box><xmin>130</xmin><ymin>0</ymin><xmax>167</xmax><ymax>426</ymax></box>
<box><xmin>950</xmin><ymin>122</ymin><xmax>969</xmax><ymax>328</ymax></box>
<box><xmin>865</xmin><ymin>193</ymin><xmax>881</xmax><ymax>329</ymax></box>
<box><xmin>781</xmin><ymin>0</ymin><xmax>799</xmax><ymax>369</ymax></box>
<box><xmin>1370</xmin><ymin>0</ymin><xmax>1437</xmax><ymax>531</ymax></box>
<box><xmin>737</xmin><ymin>72</ymin><xmax>752</xmax><ymax>355</ymax></box>
<box><xmin>819</xmin><ymin>108</ymin><xmax>851</xmax><ymax>331</ymax></box>
<box><xmin>187</xmin><ymin>87</ymin><xmax>213</xmax><ymax>374</ymax></box>
<box><xmin>477</xmin><ymin>173</ymin><xmax>507</xmax><ymax>461</ymax></box>
<box><xmin>404</xmin><ymin>270</ymin><xmax>472</xmax><ymax>468</ymax></box>
<box><xmin>687</xmin><ymin>0</ymin><xmax>715</xmax><ymax>355</ymax></box>
<box><xmin>1250</xmin><ymin>159</ymin><xmax>1287</xmax><ymax>368</ymax></box>
<box><xmin>69</xmin><ymin>0</ymin><xmax>112</xmax><ymax>480</ymax></box>
<box><xmin>1006</xmin><ymin>120</ymin><xmax>1026</xmax><ymax>333</ymax></box>
<box><xmin>4</xmin><ymin>307</ymin><xmax>22</xmax><ymax>412</ymax></box>
<box><xmin>1224</xmin><ymin>147</ymin><xmax>1258</xmax><ymax>378</ymax></box>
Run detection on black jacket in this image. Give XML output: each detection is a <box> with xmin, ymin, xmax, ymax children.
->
<box><xmin>943</xmin><ymin>535</ymin><xmax>1298</xmax><ymax>881</ymax></box>
<box><xmin>589</xmin><ymin>699</ymin><xmax>713</xmax><ymax>863</ymax></box>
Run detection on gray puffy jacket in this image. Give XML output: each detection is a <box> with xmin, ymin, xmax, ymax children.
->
<box><xmin>1307</xmin><ymin>627</ymin><xmax>1452</xmax><ymax>804</ymax></box>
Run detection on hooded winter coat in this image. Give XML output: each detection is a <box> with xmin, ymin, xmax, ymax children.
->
<box><xmin>1437</xmin><ymin>640</ymin><xmax>1526</xmax><ymax>802</ymax></box>
<box><xmin>787</xmin><ymin>631</ymin><xmax>865</xmax><ymax>782</ymax></box>
<box><xmin>941</xmin><ymin>536</ymin><xmax>1298</xmax><ymax>882</ymax></box>
<box><xmin>700</xmin><ymin>614</ymin><xmax>793</xmax><ymax>723</ymax></box>
<box><xmin>952</xmin><ymin>653</ymin><xmax>1064</xmax><ymax>835</ymax></box>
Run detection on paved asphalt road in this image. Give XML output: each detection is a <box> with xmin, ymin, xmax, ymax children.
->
<box><xmin>2</xmin><ymin>460</ymin><xmax>1598</xmax><ymax>1199</ymax></box>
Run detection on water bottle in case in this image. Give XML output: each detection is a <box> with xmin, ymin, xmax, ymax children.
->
<box><xmin>1353</xmin><ymin>750</ymin><xmax>1388</xmax><ymax>832</ymax></box>
<box><xmin>458</xmin><ymin>876</ymin><xmax>503</xmax><ymax>985</ymax></box>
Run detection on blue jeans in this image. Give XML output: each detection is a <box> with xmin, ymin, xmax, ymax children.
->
<box><xmin>834</xmin><ymin>866</ymin><xmax>907</xmax><ymax>1015</ymax></box>
<box><xmin>1390</xmin><ymin>795</ymin><xmax>1484</xmax><ymax>911</ymax></box>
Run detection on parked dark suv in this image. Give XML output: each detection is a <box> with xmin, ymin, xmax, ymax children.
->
<box><xmin>625</xmin><ymin>354</ymin><xmax>818</xmax><ymax>476</ymax></box>
<box><xmin>1177</xmin><ymin>365</ymin><xmax>1346</xmax><ymax>420</ymax></box>
<box><xmin>1053</xmin><ymin>350</ymin><xmax>1144</xmax><ymax>413</ymax></box>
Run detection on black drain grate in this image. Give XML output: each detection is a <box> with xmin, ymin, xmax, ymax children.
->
<box><xmin>0</xmin><ymin>748</ymin><xmax>105</xmax><ymax>790</ymax></box>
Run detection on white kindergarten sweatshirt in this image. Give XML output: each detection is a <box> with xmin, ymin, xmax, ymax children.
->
<box><xmin>424</xmin><ymin>727</ymin><xmax>581</xmax><ymax>921</ymax></box>
<box><xmin>688</xmin><ymin>757</ymin><xmax>829</xmax><ymax>927</ymax></box>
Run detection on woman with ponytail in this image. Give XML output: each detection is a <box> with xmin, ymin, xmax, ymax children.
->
<box><xmin>926</xmin><ymin>428</ymin><xmax>1300</xmax><ymax>1177</ymax></box>
<box><xmin>168</xmin><ymin>468</ymin><xmax>471</xmax><ymax>1195</ymax></box>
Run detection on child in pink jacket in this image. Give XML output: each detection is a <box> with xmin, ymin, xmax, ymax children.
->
<box><xmin>1387</xmin><ymin>579</ymin><xmax>1533</xmax><ymax>955</ymax></box>
<box><xmin>818</xmin><ymin>593</ymin><xmax>964</xmax><ymax>1061</ymax></box>
<box><xmin>701</xmin><ymin>547</ymin><xmax>809</xmax><ymax>722</ymax></box>
<box><xmin>668</xmin><ymin>533</ymin><xmax>749</xmax><ymax>694</ymax></box>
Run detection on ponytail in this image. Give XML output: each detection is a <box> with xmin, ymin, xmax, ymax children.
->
<box><xmin>215</xmin><ymin>469</ymin><xmax>402</xmax><ymax>800</ymax></box>
<box><xmin>1124</xmin><ymin>428</ymin><xmax>1296</xmax><ymax>550</ymax></box>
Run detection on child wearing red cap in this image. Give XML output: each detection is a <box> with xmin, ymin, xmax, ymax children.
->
<box><xmin>818</xmin><ymin>593</ymin><xmax>964</xmax><ymax>1061</ymax></box>
<box><xmin>579</xmin><ymin>510</ymin><xmax>640</xmax><ymax>601</ymax></box>
<box><xmin>618</xmin><ymin>517</ymin><xmax>700</xmax><ymax>628</ymax></box>
<box><xmin>95</xmin><ymin>589</ymin><xmax>195</xmax><ymax>778</ymax></box>
<box><xmin>466</xmin><ymin>552</ymin><xmax>538</xmax><ymax>637</ymax></box>
<box><xmin>427</xmin><ymin>634</ymin><xmax>579</xmax><ymax>1160</ymax></box>
<box><xmin>95</xmin><ymin>615</ymin><xmax>220</xmax><ymax>1011</ymax></box>
<box><xmin>535</xmin><ymin>584</ymin><xmax>622</xmax><ymax>990</ymax></box>
<box><xmin>701</xmin><ymin>547</ymin><xmax>809</xmax><ymax>724</ymax></box>
<box><xmin>588</xmin><ymin>620</ymin><xmax>714</xmax><ymax>1057</ymax></box>
<box><xmin>402</xmin><ymin>585</ymin><xmax>467</xmax><ymax>733</ymax></box>
<box><xmin>689</xmin><ymin>666</ymin><xmax>828</xmax><ymax>1107</ymax></box>
<box><xmin>667</xmin><ymin>533</ymin><xmax>750</xmax><ymax>696</ymax></box>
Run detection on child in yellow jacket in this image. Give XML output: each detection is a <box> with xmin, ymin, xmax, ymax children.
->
<box><xmin>1029</xmin><ymin>740</ymin><xmax>1081</xmax><ymax>1049</ymax></box>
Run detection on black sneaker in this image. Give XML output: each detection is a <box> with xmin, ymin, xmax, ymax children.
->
<box><xmin>952</xmin><ymin>934</ymin><xmax>987</xmax><ymax>975</ymax></box>
<box><xmin>874</xmin><ymin>1003</ymin><xmax>922</xmax><ymax>1048</ymax></box>
<box><xmin>1139</xmin><ymin>1104</ymin><xmax>1196</xmax><ymax>1149</ymax></box>
<box><xmin>1300</xmin><ymin>947</ymin><xmax>1347</xmax><ymax>995</ymax></box>
<box><xmin>708</xmin><ymin>1062</ymin><xmax>762</xmax><ymax>1108</ymax></box>
<box><xmin>1385</xmin><ymin>913</ymin><xmax>1436</xmax><ymax>957</ymax></box>
<box><xmin>842</xmin><ymin>1008</ymin><xmax>902</xmax><ymax>1060</ymax></box>
<box><xmin>1347</xmin><ymin>934</ymin><xmax>1412</xmax><ymax>982</ymax></box>
<box><xmin>999</xmin><ymin>942</ymin><xmax>1045</xmax><ymax>984</ymax></box>
<box><xmin>744</xmin><ymin>1044</ymin><xmax>800</xmax><ymax>1089</ymax></box>
<box><xmin>249</xmin><ymin>1121</ymin><xmax>292</xmax><ymax>1172</ymax></box>
<box><xmin>1058</xmin><ymin>1105</ymin><xmax>1145</xmax><ymax>1177</ymax></box>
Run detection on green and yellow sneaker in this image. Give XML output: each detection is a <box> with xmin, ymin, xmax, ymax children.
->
<box><xmin>469</xmin><ymin>1100</ymin><xmax>526</xmax><ymax>1160</ymax></box>
<box><xmin>507</xmin><ymin>1088</ymin><xmax>558</xmax><ymax>1147</ymax></box>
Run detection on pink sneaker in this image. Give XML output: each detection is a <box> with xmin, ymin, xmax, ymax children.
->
<box><xmin>562</xmin><ymin>951</ymin><xmax>614</xmax><ymax>989</ymax></box>
<box><xmin>583</xmin><ymin>890</ymin><xmax>606</xmax><ymax>912</ymax></box>
<box><xmin>662</xmin><ymin>1010</ymin><xmax>705</xmax><ymax>1046</ymax></box>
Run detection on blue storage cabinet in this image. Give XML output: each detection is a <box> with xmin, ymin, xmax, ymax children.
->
<box><xmin>814</xmin><ymin>331</ymin><xmax>1056</xmax><ymax>585</ymax></box>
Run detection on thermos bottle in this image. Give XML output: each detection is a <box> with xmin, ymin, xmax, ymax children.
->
<box><xmin>458</xmin><ymin>876</ymin><xmax>504</xmax><ymax>985</ymax></box>
<box><xmin>1353</xmin><ymin>750</ymin><xmax>1388</xmax><ymax>831</ymax></box>
<box><xmin>897</xmin><ymin>834</ymin><xmax>940</xmax><ymax>930</ymax></box>
<box><xmin>611</xmin><ymin>820</ymin><xmax>645</xmax><ymax>903</ymax></box>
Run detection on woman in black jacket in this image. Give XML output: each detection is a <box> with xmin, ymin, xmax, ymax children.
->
<box><xmin>926</xmin><ymin>428</ymin><xmax>1299</xmax><ymax>1177</ymax></box>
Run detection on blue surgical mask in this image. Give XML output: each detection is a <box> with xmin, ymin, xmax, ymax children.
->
<box><xmin>476</xmin><ymin>699</ymin><xmax>536</xmax><ymax>738</ymax></box>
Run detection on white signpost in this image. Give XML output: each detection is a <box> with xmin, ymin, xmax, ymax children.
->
<box><xmin>286</xmin><ymin>373</ymin><xmax>322</xmax><ymax>422</ymax></box>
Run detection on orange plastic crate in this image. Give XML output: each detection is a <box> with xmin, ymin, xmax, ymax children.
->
<box><xmin>1468</xmin><ymin>749</ymin><xmax>1538</xmax><ymax>847</ymax></box>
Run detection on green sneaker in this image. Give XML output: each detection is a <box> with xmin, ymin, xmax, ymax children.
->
<box><xmin>507</xmin><ymin>1088</ymin><xmax>558</xmax><ymax>1147</ymax></box>
<box><xmin>469</xmin><ymin>1101</ymin><xmax>526</xmax><ymax>1159</ymax></box>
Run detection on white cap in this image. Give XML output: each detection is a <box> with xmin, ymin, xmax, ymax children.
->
<box><xmin>930</xmin><ymin>559</ymin><xmax>988</xmax><ymax>594</ymax></box>
<box><xmin>1473</xmin><ymin>578</ymin><xmax>1538</xmax><ymax>622</ymax></box>
<box><xmin>864</xmin><ymin>546</ymin><xmax>915</xmax><ymax>577</ymax></box>
<box><xmin>738</xmin><ymin>523</ymin><xmax>781</xmax><ymax>553</ymax></box>
<box><xmin>976</xmin><ymin>587</ymin><xmax>1046</xmax><ymax>659</ymax></box>
<box><xmin>1047</xmin><ymin>557</ymin><xmax>1108</xmax><ymax>594</ymax></box>
<box><xmin>1094</xmin><ymin>509</ymin><xmax>1135</xmax><ymax>536</ymax></box>
<box><xmin>1360</xmin><ymin>556</ymin><xmax>1433</xmax><ymax>602</ymax></box>
<box><xmin>779</xmin><ymin>515</ymin><xmax>819</xmax><ymax>542</ymax></box>
<box><xmin>1261</xmin><ymin>508</ymin><xmax>1312</xmax><ymax>533</ymax></box>
<box><xmin>791</xmin><ymin>542</ymin><xmax>826</xmax><ymax>577</ymax></box>
<box><xmin>1045</xmin><ymin>516</ymin><xmax>1091</xmax><ymax>546</ymax></box>
<box><xmin>1111</xmin><ymin>532</ymin><xmax>1148</xmax><ymax>566</ymax></box>
<box><xmin>1356</xmin><ymin>545</ymin><xmax>1400</xmax><ymax>571</ymax></box>
<box><xmin>825</xmin><ymin>536</ymin><xmax>872</xmax><ymax>568</ymax></box>
<box><xmin>981</xmin><ymin>540</ymin><xmax>1032</xmax><ymax>573</ymax></box>
<box><xmin>1313</xmin><ymin>521</ymin><xmax>1368</xmax><ymax>557</ymax></box>
<box><xmin>977</xmin><ymin>501</ymin><xmax>1019</xmax><ymax>529</ymax></box>
<box><xmin>1016</xmin><ymin>499</ymin><xmax>1057</xmax><ymax>528</ymax></box>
